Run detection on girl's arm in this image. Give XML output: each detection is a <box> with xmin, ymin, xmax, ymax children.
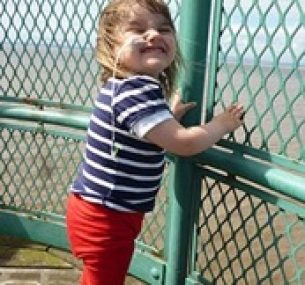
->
<box><xmin>145</xmin><ymin>103</ymin><xmax>244</xmax><ymax>156</ymax></box>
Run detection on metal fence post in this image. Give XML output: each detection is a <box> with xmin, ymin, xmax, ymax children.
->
<box><xmin>165</xmin><ymin>1</ymin><xmax>212</xmax><ymax>284</ymax></box>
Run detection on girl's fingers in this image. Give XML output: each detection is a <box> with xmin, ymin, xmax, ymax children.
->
<box><xmin>184</xmin><ymin>102</ymin><xmax>197</xmax><ymax>111</ymax></box>
<box><xmin>240</xmin><ymin>111</ymin><xmax>246</xmax><ymax>120</ymax></box>
<box><xmin>230</xmin><ymin>104</ymin><xmax>244</xmax><ymax>116</ymax></box>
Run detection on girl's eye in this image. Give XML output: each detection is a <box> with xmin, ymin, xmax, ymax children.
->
<box><xmin>158</xmin><ymin>26</ymin><xmax>173</xmax><ymax>33</ymax></box>
<box><xmin>126</xmin><ymin>27</ymin><xmax>145</xmax><ymax>34</ymax></box>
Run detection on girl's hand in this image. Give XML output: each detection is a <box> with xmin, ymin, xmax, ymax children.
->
<box><xmin>171</xmin><ymin>90</ymin><xmax>196</xmax><ymax>121</ymax></box>
<box><xmin>213</xmin><ymin>103</ymin><xmax>244</xmax><ymax>133</ymax></box>
<box><xmin>145</xmin><ymin>101</ymin><xmax>244</xmax><ymax>156</ymax></box>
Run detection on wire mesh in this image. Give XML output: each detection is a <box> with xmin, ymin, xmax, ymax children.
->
<box><xmin>193</xmin><ymin>172</ymin><xmax>305</xmax><ymax>285</ymax></box>
<box><xmin>0</xmin><ymin>0</ymin><xmax>181</xmax><ymax>266</ymax></box>
<box><xmin>208</xmin><ymin>0</ymin><xmax>305</xmax><ymax>167</ymax></box>
<box><xmin>189</xmin><ymin>1</ymin><xmax>305</xmax><ymax>283</ymax></box>
<box><xmin>0</xmin><ymin>125</ymin><xmax>84</xmax><ymax>215</ymax></box>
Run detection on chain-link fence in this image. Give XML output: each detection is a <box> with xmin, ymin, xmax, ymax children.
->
<box><xmin>186</xmin><ymin>1</ymin><xmax>305</xmax><ymax>284</ymax></box>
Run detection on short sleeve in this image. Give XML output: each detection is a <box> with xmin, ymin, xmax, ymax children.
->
<box><xmin>131</xmin><ymin>109</ymin><xmax>173</xmax><ymax>138</ymax></box>
<box><xmin>113</xmin><ymin>76</ymin><xmax>171</xmax><ymax>131</ymax></box>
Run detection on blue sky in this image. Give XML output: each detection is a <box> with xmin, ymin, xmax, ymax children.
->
<box><xmin>2</xmin><ymin>0</ymin><xmax>305</xmax><ymax>63</ymax></box>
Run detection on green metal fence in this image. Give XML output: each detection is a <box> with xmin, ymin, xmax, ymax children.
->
<box><xmin>182</xmin><ymin>1</ymin><xmax>305</xmax><ymax>284</ymax></box>
<box><xmin>1</xmin><ymin>0</ymin><xmax>305</xmax><ymax>284</ymax></box>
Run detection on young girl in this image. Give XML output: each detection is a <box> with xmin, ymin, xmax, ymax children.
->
<box><xmin>66</xmin><ymin>0</ymin><xmax>244</xmax><ymax>284</ymax></box>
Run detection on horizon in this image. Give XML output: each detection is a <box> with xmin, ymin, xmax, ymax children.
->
<box><xmin>2</xmin><ymin>40</ymin><xmax>305</xmax><ymax>69</ymax></box>
<box><xmin>1</xmin><ymin>0</ymin><xmax>305</xmax><ymax>66</ymax></box>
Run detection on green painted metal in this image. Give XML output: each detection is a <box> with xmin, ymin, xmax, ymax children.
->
<box><xmin>196</xmin><ymin>166</ymin><xmax>305</xmax><ymax>219</ymax></box>
<box><xmin>186</xmin><ymin>1</ymin><xmax>305</xmax><ymax>282</ymax></box>
<box><xmin>0</xmin><ymin>210</ymin><xmax>69</xmax><ymax>250</ymax></box>
<box><xmin>192</xmin><ymin>148</ymin><xmax>305</xmax><ymax>204</ymax></box>
<box><xmin>218</xmin><ymin>140</ymin><xmax>305</xmax><ymax>173</ymax></box>
<box><xmin>129</xmin><ymin>249</ymin><xmax>166</xmax><ymax>285</ymax></box>
<box><xmin>177</xmin><ymin>1</ymin><xmax>211</xmax><ymax>124</ymax></box>
<box><xmin>206</xmin><ymin>0</ymin><xmax>223</xmax><ymax>122</ymax></box>
<box><xmin>0</xmin><ymin>105</ymin><xmax>89</xmax><ymax>130</ymax></box>
<box><xmin>207</xmin><ymin>0</ymin><xmax>305</xmax><ymax>168</ymax></box>
<box><xmin>165</xmin><ymin>1</ymin><xmax>212</xmax><ymax>285</ymax></box>
<box><xmin>185</xmin><ymin>272</ymin><xmax>212</xmax><ymax>285</ymax></box>
<box><xmin>0</xmin><ymin>96</ymin><xmax>92</xmax><ymax>113</ymax></box>
<box><xmin>165</xmin><ymin>161</ymin><xmax>198</xmax><ymax>285</ymax></box>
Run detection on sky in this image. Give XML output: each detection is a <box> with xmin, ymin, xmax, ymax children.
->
<box><xmin>1</xmin><ymin>0</ymin><xmax>305</xmax><ymax>64</ymax></box>
<box><xmin>220</xmin><ymin>0</ymin><xmax>305</xmax><ymax>64</ymax></box>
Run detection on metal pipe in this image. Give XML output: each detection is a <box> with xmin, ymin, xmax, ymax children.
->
<box><xmin>196</xmin><ymin>148</ymin><xmax>305</xmax><ymax>203</ymax></box>
<box><xmin>165</xmin><ymin>1</ymin><xmax>212</xmax><ymax>284</ymax></box>
<box><xmin>0</xmin><ymin>105</ymin><xmax>89</xmax><ymax>130</ymax></box>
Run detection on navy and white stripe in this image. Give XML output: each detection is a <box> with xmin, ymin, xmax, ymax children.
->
<box><xmin>70</xmin><ymin>75</ymin><xmax>172</xmax><ymax>212</ymax></box>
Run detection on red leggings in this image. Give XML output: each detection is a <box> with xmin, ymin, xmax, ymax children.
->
<box><xmin>66</xmin><ymin>193</ymin><xmax>144</xmax><ymax>285</ymax></box>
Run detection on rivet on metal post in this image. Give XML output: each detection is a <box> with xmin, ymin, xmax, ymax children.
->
<box><xmin>150</xmin><ymin>267</ymin><xmax>160</xmax><ymax>280</ymax></box>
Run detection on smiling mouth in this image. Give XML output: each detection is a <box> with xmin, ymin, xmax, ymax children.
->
<box><xmin>141</xmin><ymin>46</ymin><xmax>166</xmax><ymax>53</ymax></box>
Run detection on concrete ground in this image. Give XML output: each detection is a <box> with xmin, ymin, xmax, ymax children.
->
<box><xmin>0</xmin><ymin>235</ymin><xmax>80</xmax><ymax>285</ymax></box>
<box><xmin>0</xmin><ymin>236</ymin><xmax>144</xmax><ymax>285</ymax></box>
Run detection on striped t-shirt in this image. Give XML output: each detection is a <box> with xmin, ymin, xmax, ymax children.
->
<box><xmin>70</xmin><ymin>75</ymin><xmax>173</xmax><ymax>212</ymax></box>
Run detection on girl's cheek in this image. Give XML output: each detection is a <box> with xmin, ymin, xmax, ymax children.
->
<box><xmin>167</xmin><ymin>36</ymin><xmax>176</xmax><ymax>50</ymax></box>
<box><xmin>168</xmin><ymin>39</ymin><xmax>177</xmax><ymax>57</ymax></box>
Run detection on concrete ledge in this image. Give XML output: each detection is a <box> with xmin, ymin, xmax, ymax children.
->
<box><xmin>0</xmin><ymin>236</ymin><xmax>145</xmax><ymax>284</ymax></box>
<box><xmin>0</xmin><ymin>268</ymin><xmax>81</xmax><ymax>285</ymax></box>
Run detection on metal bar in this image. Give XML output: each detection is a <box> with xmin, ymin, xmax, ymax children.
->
<box><xmin>165</xmin><ymin>161</ymin><xmax>198</xmax><ymax>285</ymax></box>
<box><xmin>219</xmin><ymin>140</ymin><xmax>305</xmax><ymax>173</ymax></box>
<box><xmin>165</xmin><ymin>1</ymin><xmax>212</xmax><ymax>284</ymax></box>
<box><xmin>129</xmin><ymin>250</ymin><xmax>166</xmax><ymax>285</ymax></box>
<box><xmin>0</xmin><ymin>96</ymin><xmax>92</xmax><ymax>113</ymax></box>
<box><xmin>193</xmin><ymin>148</ymin><xmax>305</xmax><ymax>203</ymax></box>
<box><xmin>205</xmin><ymin>0</ymin><xmax>223</xmax><ymax>121</ymax></box>
<box><xmin>0</xmin><ymin>105</ymin><xmax>89</xmax><ymax>130</ymax></box>
<box><xmin>196</xmin><ymin>166</ymin><xmax>305</xmax><ymax>218</ymax></box>
<box><xmin>0</xmin><ymin>122</ymin><xmax>85</xmax><ymax>141</ymax></box>
<box><xmin>0</xmin><ymin>210</ymin><xmax>69</xmax><ymax>250</ymax></box>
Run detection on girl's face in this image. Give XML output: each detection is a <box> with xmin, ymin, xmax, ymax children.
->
<box><xmin>115</xmin><ymin>4</ymin><xmax>177</xmax><ymax>79</ymax></box>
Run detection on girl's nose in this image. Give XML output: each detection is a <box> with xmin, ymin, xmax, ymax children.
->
<box><xmin>144</xmin><ymin>28</ymin><xmax>160</xmax><ymax>41</ymax></box>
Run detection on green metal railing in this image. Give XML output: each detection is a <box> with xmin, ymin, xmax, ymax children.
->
<box><xmin>1</xmin><ymin>0</ymin><xmax>305</xmax><ymax>284</ymax></box>
<box><xmin>182</xmin><ymin>1</ymin><xmax>305</xmax><ymax>284</ymax></box>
